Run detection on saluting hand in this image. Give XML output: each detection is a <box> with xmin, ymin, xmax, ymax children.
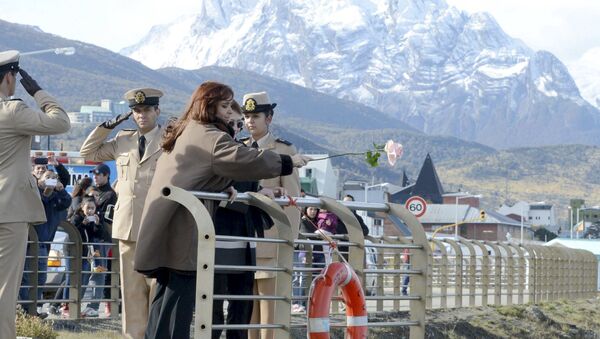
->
<box><xmin>291</xmin><ymin>154</ymin><xmax>312</xmax><ymax>168</ymax></box>
<box><xmin>101</xmin><ymin>111</ymin><xmax>133</xmax><ymax>129</ymax></box>
<box><xmin>18</xmin><ymin>69</ymin><xmax>42</xmax><ymax>97</ymax></box>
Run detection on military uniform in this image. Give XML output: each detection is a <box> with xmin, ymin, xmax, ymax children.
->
<box><xmin>0</xmin><ymin>50</ymin><xmax>69</xmax><ymax>339</ymax></box>
<box><xmin>241</xmin><ymin>92</ymin><xmax>301</xmax><ymax>339</ymax></box>
<box><xmin>80</xmin><ymin>88</ymin><xmax>163</xmax><ymax>339</ymax></box>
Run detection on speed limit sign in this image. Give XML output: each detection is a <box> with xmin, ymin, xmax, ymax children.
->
<box><xmin>405</xmin><ymin>196</ymin><xmax>427</xmax><ymax>218</ymax></box>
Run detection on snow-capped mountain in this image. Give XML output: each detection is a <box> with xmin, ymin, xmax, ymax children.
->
<box><xmin>122</xmin><ymin>0</ymin><xmax>600</xmax><ymax>148</ymax></box>
<box><xmin>568</xmin><ymin>47</ymin><xmax>600</xmax><ymax>108</ymax></box>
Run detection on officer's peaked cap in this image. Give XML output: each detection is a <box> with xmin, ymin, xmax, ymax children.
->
<box><xmin>0</xmin><ymin>50</ymin><xmax>20</xmax><ymax>74</ymax></box>
<box><xmin>124</xmin><ymin>88</ymin><xmax>163</xmax><ymax>108</ymax></box>
<box><xmin>241</xmin><ymin>91</ymin><xmax>277</xmax><ymax>114</ymax></box>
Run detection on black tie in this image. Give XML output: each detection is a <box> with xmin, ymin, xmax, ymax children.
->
<box><xmin>139</xmin><ymin>135</ymin><xmax>146</xmax><ymax>159</ymax></box>
<box><xmin>251</xmin><ymin>141</ymin><xmax>259</xmax><ymax>149</ymax></box>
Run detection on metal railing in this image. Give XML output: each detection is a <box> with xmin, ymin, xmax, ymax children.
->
<box><xmin>18</xmin><ymin>187</ymin><xmax>598</xmax><ymax>339</ymax></box>
<box><xmin>19</xmin><ymin>221</ymin><xmax>120</xmax><ymax>319</ymax></box>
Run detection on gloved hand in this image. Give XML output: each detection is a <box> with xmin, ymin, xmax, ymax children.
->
<box><xmin>291</xmin><ymin>154</ymin><xmax>312</xmax><ymax>167</ymax></box>
<box><xmin>101</xmin><ymin>111</ymin><xmax>133</xmax><ymax>129</ymax></box>
<box><xmin>18</xmin><ymin>69</ymin><xmax>42</xmax><ymax>96</ymax></box>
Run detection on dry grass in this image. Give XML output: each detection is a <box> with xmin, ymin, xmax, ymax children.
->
<box><xmin>57</xmin><ymin>331</ymin><xmax>121</xmax><ymax>339</ymax></box>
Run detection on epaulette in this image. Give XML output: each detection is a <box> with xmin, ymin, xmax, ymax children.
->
<box><xmin>275</xmin><ymin>138</ymin><xmax>292</xmax><ymax>146</ymax></box>
<box><xmin>1</xmin><ymin>98</ymin><xmax>22</xmax><ymax>102</ymax></box>
<box><xmin>117</xmin><ymin>129</ymin><xmax>137</xmax><ymax>135</ymax></box>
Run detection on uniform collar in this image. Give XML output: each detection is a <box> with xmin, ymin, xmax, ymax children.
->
<box><xmin>253</xmin><ymin>132</ymin><xmax>274</xmax><ymax>149</ymax></box>
<box><xmin>138</xmin><ymin>125</ymin><xmax>160</xmax><ymax>144</ymax></box>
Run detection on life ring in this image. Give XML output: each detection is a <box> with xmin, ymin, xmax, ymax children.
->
<box><xmin>307</xmin><ymin>262</ymin><xmax>368</xmax><ymax>338</ymax></box>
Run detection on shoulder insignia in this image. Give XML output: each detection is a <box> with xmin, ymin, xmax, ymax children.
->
<box><xmin>275</xmin><ymin>138</ymin><xmax>292</xmax><ymax>146</ymax></box>
<box><xmin>7</xmin><ymin>98</ymin><xmax>23</xmax><ymax>102</ymax></box>
<box><xmin>116</xmin><ymin>129</ymin><xmax>137</xmax><ymax>136</ymax></box>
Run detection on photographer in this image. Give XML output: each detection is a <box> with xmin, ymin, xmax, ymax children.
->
<box><xmin>20</xmin><ymin>170</ymin><xmax>71</xmax><ymax>315</ymax></box>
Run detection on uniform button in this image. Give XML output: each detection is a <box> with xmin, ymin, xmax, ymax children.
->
<box><xmin>133</xmin><ymin>195</ymin><xmax>137</xmax><ymax>198</ymax></box>
<box><xmin>134</xmin><ymin>180</ymin><xmax>138</xmax><ymax>183</ymax></box>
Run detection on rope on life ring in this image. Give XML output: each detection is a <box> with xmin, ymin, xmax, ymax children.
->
<box><xmin>307</xmin><ymin>262</ymin><xmax>368</xmax><ymax>338</ymax></box>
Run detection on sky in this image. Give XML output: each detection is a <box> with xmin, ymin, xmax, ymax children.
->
<box><xmin>1</xmin><ymin>0</ymin><xmax>599</xmax><ymax>63</ymax></box>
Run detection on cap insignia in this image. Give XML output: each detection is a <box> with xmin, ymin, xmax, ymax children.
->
<box><xmin>244</xmin><ymin>98</ymin><xmax>256</xmax><ymax>112</ymax></box>
<box><xmin>134</xmin><ymin>91</ymin><xmax>146</xmax><ymax>104</ymax></box>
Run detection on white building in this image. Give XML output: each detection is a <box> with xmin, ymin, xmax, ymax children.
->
<box><xmin>69</xmin><ymin>99</ymin><xmax>129</xmax><ymax>124</ymax></box>
<box><xmin>297</xmin><ymin>154</ymin><xmax>339</xmax><ymax>198</ymax></box>
<box><xmin>342</xmin><ymin>181</ymin><xmax>403</xmax><ymax>237</ymax></box>
<box><xmin>498</xmin><ymin>201</ymin><xmax>558</xmax><ymax>233</ymax></box>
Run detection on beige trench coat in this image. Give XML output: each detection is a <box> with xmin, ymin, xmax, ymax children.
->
<box><xmin>134</xmin><ymin>122</ymin><xmax>292</xmax><ymax>276</ymax></box>
<box><xmin>80</xmin><ymin>126</ymin><xmax>162</xmax><ymax>241</ymax></box>
<box><xmin>0</xmin><ymin>91</ymin><xmax>70</xmax><ymax>224</ymax></box>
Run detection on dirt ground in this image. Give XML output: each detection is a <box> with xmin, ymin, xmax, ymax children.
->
<box><xmin>290</xmin><ymin>297</ymin><xmax>600</xmax><ymax>338</ymax></box>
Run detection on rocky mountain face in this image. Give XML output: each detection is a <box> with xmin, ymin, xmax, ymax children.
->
<box><xmin>122</xmin><ymin>0</ymin><xmax>600</xmax><ymax>148</ymax></box>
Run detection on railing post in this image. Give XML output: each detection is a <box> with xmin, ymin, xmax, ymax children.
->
<box><xmin>484</xmin><ymin>242</ymin><xmax>502</xmax><ymax>305</ymax></box>
<box><xmin>443</xmin><ymin>239</ymin><xmax>462</xmax><ymax>308</ymax></box>
<box><xmin>470</xmin><ymin>240</ymin><xmax>489</xmax><ymax>306</ymax></box>
<box><xmin>57</xmin><ymin>221</ymin><xmax>82</xmax><ymax>319</ymax></box>
<box><xmin>25</xmin><ymin>226</ymin><xmax>39</xmax><ymax>316</ymax></box>
<box><xmin>387</xmin><ymin>204</ymin><xmax>430</xmax><ymax>339</ymax></box>
<box><xmin>431</xmin><ymin>239</ymin><xmax>448</xmax><ymax>309</ymax></box>
<box><xmin>458</xmin><ymin>240</ymin><xmax>476</xmax><ymax>307</ymax></box>
<box><xmin>161</xmin><ymin>186</ymin><xmax>215</xmax><ymax>338</ymax></box>
<box><xmin>246</xmin><ymin>192</ymin><xmax>294</xmax><ymax>339</ymax></box>
<box><xmin>508</xmin><ymin>244</ymin><xmax>525</xmax><ymax>304</ymax></box>
<box><xmin>497</xmin><ymin>243</ymin><xmax>514</xmax><ymax>305</ymax></box>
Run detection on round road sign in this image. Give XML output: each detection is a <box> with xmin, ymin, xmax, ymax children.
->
<box><xmin>405</xmin><ymin>196</ymin><xmax>427</xmax><ymax>218</ymax></box>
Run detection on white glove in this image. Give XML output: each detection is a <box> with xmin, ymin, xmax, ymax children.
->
<box><xmin>291</xmin><ymin>154</ymin><xmax>312</xmax><ymax>167</ymax></box>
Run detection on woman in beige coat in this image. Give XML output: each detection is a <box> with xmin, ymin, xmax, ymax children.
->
<box><xmin>134</xmin><ymin>81</ymin><xmax>309</xmax><ymax>339</ymax></box>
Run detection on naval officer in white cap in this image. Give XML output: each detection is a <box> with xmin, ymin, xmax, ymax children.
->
<box><xmin>0</xmin><ymin>49</ymin><xmax>70</xmax><ymax>338</ymax></box>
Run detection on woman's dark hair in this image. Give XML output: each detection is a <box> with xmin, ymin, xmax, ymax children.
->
<box><xmin>231</xmin><ymin>99</ymin><xmax>241</xmax><ymax>114</ymax></box>
<box><xmin>303</xmin><ymin>206</ymin><xmax>320</xmax><ymax>219</ymax></box>
<box><xmin>162</xmin><ymin>81</ymin><xmax>234</xmax><ymax>152</ymax></box>
<box><xmin>72</xmin><ymin>177</ymin><xmax>93</xmax><ymax>198</ymax></box>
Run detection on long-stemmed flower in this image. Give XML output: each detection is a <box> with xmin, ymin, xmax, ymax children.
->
<box><xmin>309</xmin><ymin>139</ymin><xmax>403</xmax><ymax>167</ymax></box>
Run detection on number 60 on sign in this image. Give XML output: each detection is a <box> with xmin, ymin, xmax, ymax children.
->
<box><xmin>404</xmin><ymin>196</ymin><xmax>427</xmax><ymax>218</ymax></box>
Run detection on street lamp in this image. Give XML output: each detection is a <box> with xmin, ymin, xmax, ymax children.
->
<box><xmin>21</xmin><ymin>47</ymin><xmax>76</xmax><ymax>56</ymax></box>
<box><xmin>568</xmin><ymin>206</ymin><xmax>573</xmax><ymax>239</ymax></box>
<box><xmin>453</xmin><ymin>193</ymin><xmax>482</xmax><ymax>239</ymax></box>
<box><xmin>20</xmin><ymin>47</ymin><xmax>76</xmax><ymax>150</ymax></box>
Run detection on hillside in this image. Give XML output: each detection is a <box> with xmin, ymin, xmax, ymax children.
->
<box><xmin>438</xmin><ymin>144</ymin><xmax>600</xmax><ymax>222</ymax></box>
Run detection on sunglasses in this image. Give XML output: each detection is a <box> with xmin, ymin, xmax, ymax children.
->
<box><xmin>228</xmin><ymin>120</ymin><xmax>244</xmax><ymax>130</ymax></box>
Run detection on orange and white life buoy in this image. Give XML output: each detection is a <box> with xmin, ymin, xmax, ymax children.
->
<box><xmin>307</xmin><ymin>262</ymin><xmax>368</xmax><ymax>338</ymax></box>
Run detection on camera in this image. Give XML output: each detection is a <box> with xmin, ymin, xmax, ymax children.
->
<box><xmin>45</xmin><ymin>178</ymin><xmax>57</xmax><ymax>187</ymax></box>
<box><xmin>86</xmin><ymin>215</ymin><xmax>96</xmax><ymax>223</ymax></box>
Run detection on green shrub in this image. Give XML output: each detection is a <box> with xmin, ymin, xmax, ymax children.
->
<box><xmin>15</xmin><ymin>311</ymin><xmax>57</xmax><ymax>339</ymax></box>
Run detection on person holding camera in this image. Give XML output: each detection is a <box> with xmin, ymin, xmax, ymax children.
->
<box><xmin>80</xmin><ymin>88</ymin><xmax>164</xmax><ymax>338</ymax></box>
<box><xmin>19</xmin><ymin>169</ymin><xmax>71</xmax><ymax>315</ymax></box>
<box><xmin>70</xmin><ymin>197</ymin><xmax>107</xmax><ymax>317</ymax></box>
<box><xmin>0</xmin><ymin>50</ymin><xmax>70</xmax><ymax>338</ymax></box>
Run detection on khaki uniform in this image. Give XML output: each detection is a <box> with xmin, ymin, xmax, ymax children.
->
<box><xmin>245</xmin><ymin>132</ymin><xmax>301</xmax><ymax>339</ymax></box>
<box><xmin>0</xmin><ymin>91</ymin><xmax>69</xmax><ymax>339</ymax></box>
<box><xmin>80</xmin><ymin>125</ymin><xmax>161</xmax><ymax>339</ymax></box>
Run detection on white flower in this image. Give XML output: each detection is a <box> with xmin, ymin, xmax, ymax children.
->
<box><xmin>383</xmin><ymin>140</ymin><xmax>403</xmax><ymax>166</ymax></box>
